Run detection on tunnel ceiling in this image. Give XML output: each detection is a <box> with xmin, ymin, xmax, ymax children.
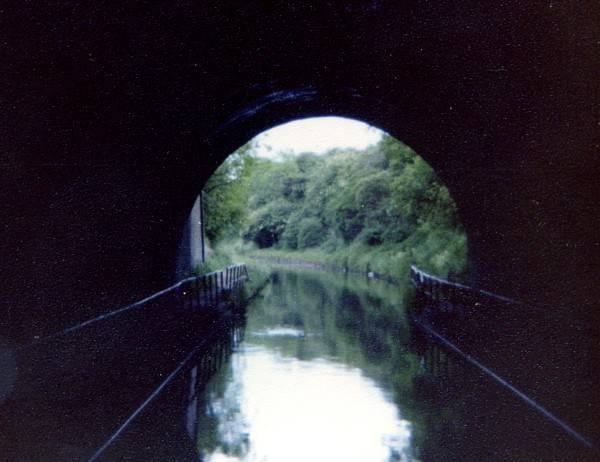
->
<box><xmin>1</xmin><ymin>2</ymin><xmax>599</xmax><ymax>341</ymax></box>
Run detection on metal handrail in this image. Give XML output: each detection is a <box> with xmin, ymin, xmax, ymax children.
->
<box><xmin>410</xmin><ymin>265</ymin><xmax>518</xmax><ymax>307</ymax></box>
<box><xmin>17</xmin><ymin>263</ymin><xmax>250</xmax><ymax>352</ymax></box>
<box><xmin>410</xmin><ymin>265</ymin><xmax>597</xmax><ymax>452</ymax></box>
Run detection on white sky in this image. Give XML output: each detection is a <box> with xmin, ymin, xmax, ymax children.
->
<box><xmin>252</xmin><ymin>116</ymin><xmax>384</xmax><ymax>160</ymax></box>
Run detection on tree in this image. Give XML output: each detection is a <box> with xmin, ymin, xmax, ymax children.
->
<box><xmin>297</xmin><ymin>217</ymin><xmax>326</xmax><ymax>249</ymax></box>
<box><xmin>244</xmin><ymin>199</ymin><xmax>293</xmax><ymax>247</ymax></box>
<box><xmin>203</xmin><ymin>142</ymin><xmax>257</xmax><ymax>242</ymax></box>
<box><xmin>203</xmin><ymin>132</ymin><xmax>466</xmax><ymax>278</ymax></box>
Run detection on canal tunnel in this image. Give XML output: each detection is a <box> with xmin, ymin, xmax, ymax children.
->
<box><xmin>1</xmin><ymin>1</ymin><xmax>599</xmax><ymax>455</ymax></box>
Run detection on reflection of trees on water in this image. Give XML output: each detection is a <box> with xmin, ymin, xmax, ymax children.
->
<box><xmin>192</xmin><ymin>269</ymin><xmax>433</xmax><ymax>460</ymax></box>
<box><xmin>182</xmin><ymin>321</ymin><xmax>249</xmax><ymax>460</ymax></box>
<box><xmin>197</xmin><ymin>357</ymin><xmax>249</xmax><ymax>459</ymax></box>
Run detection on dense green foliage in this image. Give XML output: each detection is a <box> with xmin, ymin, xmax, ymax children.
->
<box><xmin>204</xmin><ymin>134</ymin><xmax>467</xmax><ymax>279</ymax></box>
<box><xmin>203</xmin><ymin>142</ymin><xmax>257</xmax><ymax>243</ymax></box>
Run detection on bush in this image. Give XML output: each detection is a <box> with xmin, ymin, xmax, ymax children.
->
<box><xmin>243</xmin><ymin>200</ymin><xmax>292</xmax><ymax>248</ymax></box>
<box><xmin>280</xmin><ymin>212</ymin><xmax>304</xmax><ymax>250</ymax></box>
<box><xmin>297</xmin><ymin>218</ymin><xmax>326</xmax><ymax>249</ymax></box>
<box><xmin>209</xmin><ymin>134</ymin><xmax>468</xmax><ymax>281</ymax></box>
<box><xmin>357</xmin><ymin>223</ymin><xmax>386</xmax><ymax>246</ymax></box>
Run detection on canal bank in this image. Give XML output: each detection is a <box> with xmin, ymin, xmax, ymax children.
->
<box><xmin>245</xmin><ymin>252</ymin><xmax>404</xmax><ymax>284</ymax></box>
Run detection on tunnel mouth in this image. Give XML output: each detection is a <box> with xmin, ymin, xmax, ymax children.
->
<box><xmin>196</xmin><ymin>115</ymin><xmax>468</xmax><ymax>283</ymax></box>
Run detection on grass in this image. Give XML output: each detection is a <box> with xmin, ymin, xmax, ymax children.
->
<box><xmin>193</xmin><ymin>243</ymin><xmax>273</xmax><ymax>297</ymax></box>
<box><xmin>196</xmin><ymin>221</ymin><xmax>468</xmax><ymax>290</ymax></box>
<box><xmin>230</xmin><ymin>227</ymin><xmax>467</xmax><ymax>283</ymax></box>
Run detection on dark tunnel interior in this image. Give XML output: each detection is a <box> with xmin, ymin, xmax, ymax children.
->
<box><xmin>1</xmin><ymin>2</ymin><xmax>599</xmax><ymax>458</ymax></box>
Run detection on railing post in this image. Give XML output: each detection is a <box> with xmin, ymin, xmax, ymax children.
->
<box><xmin>206</xmin><ymin>274</ymin><xmax>210</xmax><ymax>306</ymax></box>
<box><xmin>215</xmin><ymin>271</ymin><xmax>223</xmax><ymax>305</ymax></box>
<box><xmin>213</xmin><ymin>273</ymin><xmax>217</xmax><ymax>304</ymax></box>
<box><xmin>195</xmin><ymin>276</ymin><xmax>202</xmax><ymax>308</ymax></box>
<box><xmin>219</xmin><ymin>271</ymin><xmax>223</xmax><ymax>297</ymax></box>
<box><xmin>206</xmin><ymin>275</ymin><xmax>211</xmax><ymax>307</ymax></box>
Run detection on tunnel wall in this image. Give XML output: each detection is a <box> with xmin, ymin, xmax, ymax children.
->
<box><xmin>1</xmin><ymin>3</ymin><xmax>598</xmax><ymax>347</ymax></box>
<box><xmin>176</xmin><ymin>195</ymin><xmax>203</xmax><ymax>280</ymax></box>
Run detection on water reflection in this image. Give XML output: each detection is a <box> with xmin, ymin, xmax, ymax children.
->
<box><xmin>201</xmin><ymin>346</ymin><xmax>411</xmax><ymax>462</ymax></box>
<box><xmin>195</xmin><ymin>269</ymin><xmax>417</xmax><ymax>462</ymax></box>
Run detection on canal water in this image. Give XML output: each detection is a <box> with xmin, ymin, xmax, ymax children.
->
<box><xmin>194</xmin><ymin>268</ymin><xmax>417</xmax><ymax>462</ymax></box>
<box><xmin>100</xmin><ymin>266</ymin><xmax>594</xmax><ymax>462</ymax></box>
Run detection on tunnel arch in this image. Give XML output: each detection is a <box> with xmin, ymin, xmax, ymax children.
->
<box><xmin>193</xmin><ymin>88</ymin><xmax>477</xmax><ymax>292</ymax></box>
<box><xmin>1</xmin><ymin>1</ymin><xmax>595</xmax><ymax>342</ymax></box>
<box><xmin>196</xmin><ymin>111</ymin><xmax>470</xmax><ymax>287</ymax></box>
<box><xmin>182</xmin><ymin>68</ymin><xmax>595</xmax><ymax>319</ymax></box>
<box><xmin>2</xmin><ymin>1</ymin><xmax>596</xmax><ymax>346</ymax></box>
<box><xmin>0</xmin><ymin>2</ymin><xmax>596</xmax><ymax>455</ymax></box>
